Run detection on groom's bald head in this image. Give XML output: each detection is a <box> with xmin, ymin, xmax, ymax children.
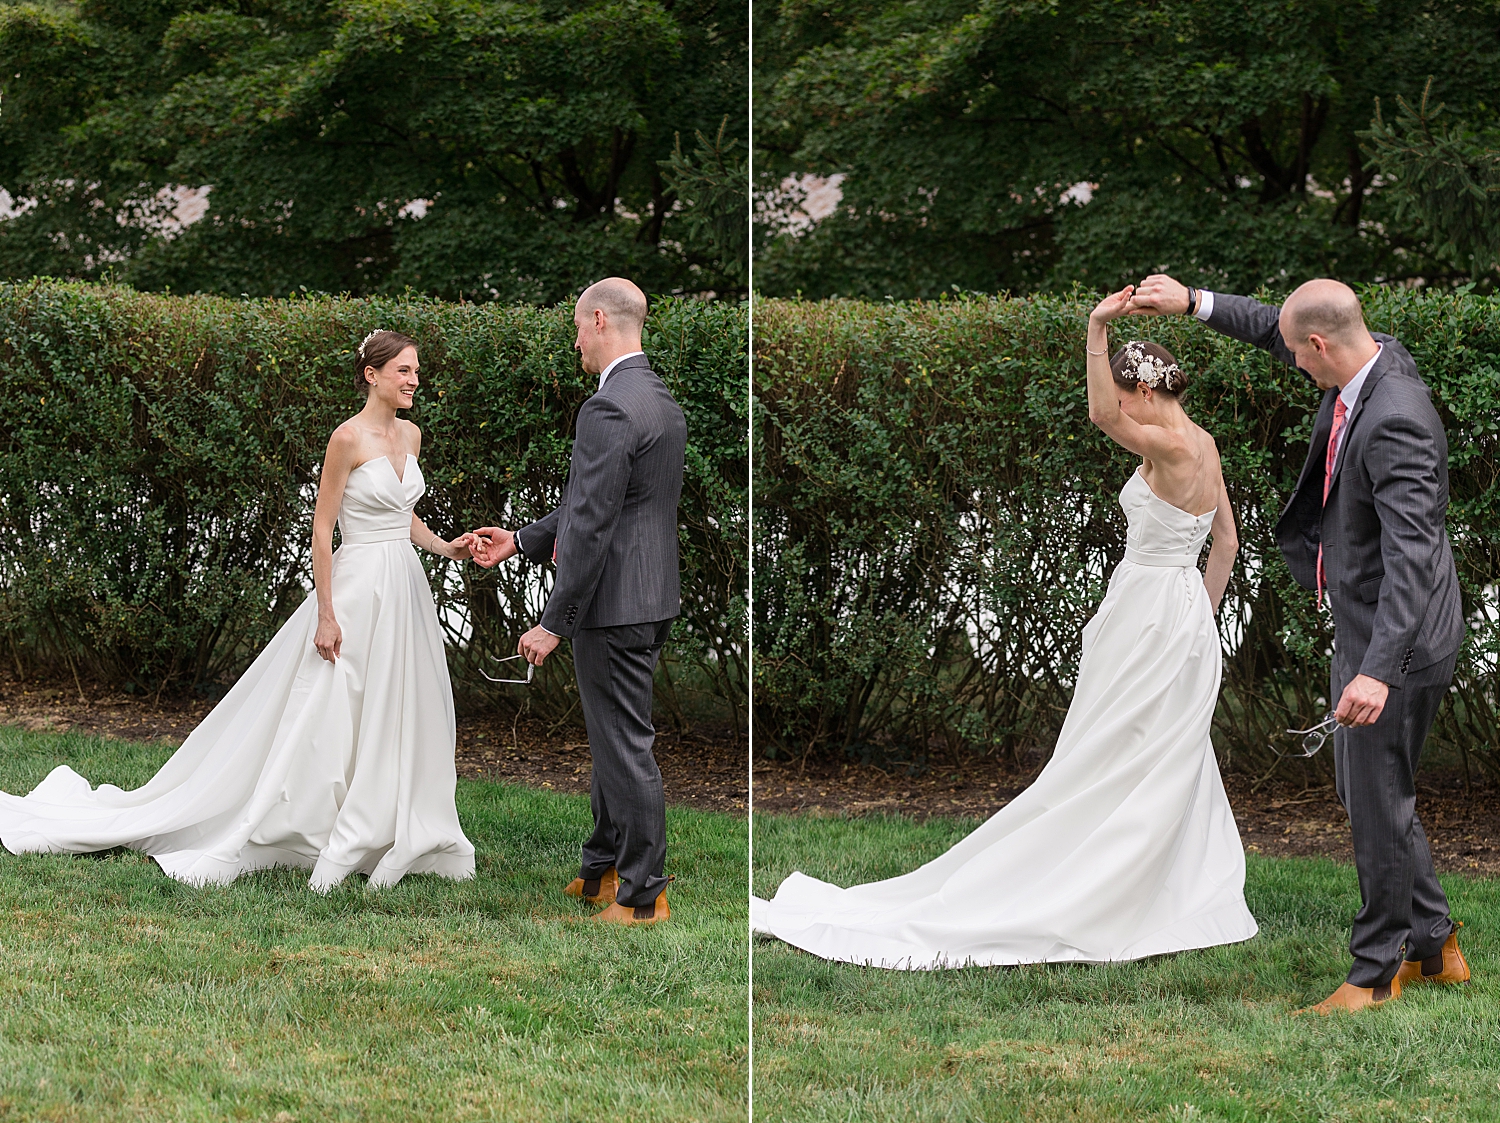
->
<box><xmin>578</xmin><ymin>277</ymin><xmax>648</xmax><ymax>336</ymax></box>
<box><xmin>1280</xmin><ymin>279</ymin><xmax>1368</xmax><ymax>347</ymax></box>
<box><xmin>573</xmin><ymin>277</ymin><xmax>647</xmax><ymax>375</ymax></box>
<box><xmin>1278</xmin><ymin>278</ymin><xmax>1380</xmax><ymax>391</ymax></box>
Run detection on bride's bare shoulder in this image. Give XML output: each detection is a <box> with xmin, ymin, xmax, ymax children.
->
<box><xmin>325</xmin><ymin>420</ymin><xmax>364</xmax><ymax>458</ymax></box>
<box><xmin>1194</xmin><ymin>423</ymin><xmax>1222</xmax><ymax>465</ymax></box>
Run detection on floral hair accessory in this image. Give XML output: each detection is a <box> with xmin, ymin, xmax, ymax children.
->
<box><xmin>357</xmin><ymin>329</ymin><xmax>382</xmax><ymax>361</ymax></box>
<box><xmin>1122</xmin><ymin>340</ymin><xmax>1181</xmax><ymax>391</ymax></box>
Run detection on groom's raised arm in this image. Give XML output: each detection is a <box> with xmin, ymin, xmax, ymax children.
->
<box><xmin>532</xmin><ymin>395</ymin><xmax>635</xmax><ymax>638</ymax></box>
<box><xmin>1199</xmin><ymin>292</ymin><xmax>1302</xmax><ymax>371</ymax></box>
<box><xmin>1133</xmin><ymin>275</ymin><xmax>1300</xmax><ymax>372</ymax></box>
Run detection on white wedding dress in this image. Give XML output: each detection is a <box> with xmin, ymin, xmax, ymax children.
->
<box><xmin>752</xmin><ymin>469</ymin><xmax>1258</xmax><ymax>968</ymax></box>
<box><xmin>0</xmin><ymin>454</ymin><xmax>476</xmax><ymax>891</ymax></box>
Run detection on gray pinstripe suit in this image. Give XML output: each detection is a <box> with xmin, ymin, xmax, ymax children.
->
<box><xmin>1205</xmin><ymin>293</ymin><xmax>1464</xmax><ymax>986</ymax></box>
<box><xmin>517</xmin><ymin>353</ymin><xmax>687</xmax><ymax>907</ymax></box>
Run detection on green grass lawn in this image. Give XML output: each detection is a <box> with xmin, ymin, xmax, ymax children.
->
<box><xmin>0</xmin><ymin>727</ymin><xmax>748</xmax><ymax>1122</ymax></box>
<box><xmin>753</xmin><ymin>812</ymin><xmax>1500</xmax><ymax>1123</ymax></box>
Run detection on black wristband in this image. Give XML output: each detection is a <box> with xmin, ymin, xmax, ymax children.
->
<box><xmin>1185</xmin><ymin>286</ymin><xmax>1198</xmax><ymax>316</ymax></box>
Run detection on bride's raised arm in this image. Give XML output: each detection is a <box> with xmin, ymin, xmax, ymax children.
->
<box><xmin>311</xmin><ymin>425</ymin><xmax>363</xmax><ymax>662</ymax></box>
<box><xmin>1085</xmin><ymin>286</ymin><xmax>1191</xmax><ymax>464</ymax></box>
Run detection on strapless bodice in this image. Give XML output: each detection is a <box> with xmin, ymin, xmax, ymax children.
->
<box><xmin>1119</xmin><ymin>468</ymin><xmax>1215</xmax><ymax>567</ymax></box>
<box><xmin>338</xmin><ymin>455</ymin><xmax>423</xmax><ymax>545</ymax></box>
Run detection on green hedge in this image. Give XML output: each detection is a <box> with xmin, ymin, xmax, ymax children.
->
<box><xmin>0</xmin><ymin>281</ymin><xmax>747</xmax><ymax>727</ymax></box>
<box><xmin>753</xmin><ymin>290</ymin><xmax>1500</xmax><ymax>777</ymax></box>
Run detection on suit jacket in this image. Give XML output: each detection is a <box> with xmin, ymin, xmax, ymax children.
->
<box><xmin>518</xmin><ymin>353</ymin><xmax>686</xmax><ymax>637</ymax></box>
<box><xmin>1204</xmin><ymin>293</ymin><xmax>1464</xmax><ymax>685</ymax></box>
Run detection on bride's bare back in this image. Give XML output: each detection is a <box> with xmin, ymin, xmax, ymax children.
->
<box><xmin>1140</xmin><ymin>421</ymin><xmax>1223</xmax><ymax>518</ymax></box>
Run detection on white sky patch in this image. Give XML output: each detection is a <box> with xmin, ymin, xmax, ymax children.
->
<box><xmin>160</xmin><ymin>184</ymin><xmax>210</xmax><ymax>233</ymax></box>
<box><xmin>1060</xmin><ymin>181</ymin><xmax>1096</xmax><ymax>205</ymax></box>
<box><xmin>758</xmin><ymin>173</ymin><xmax>845</xmax><ymax>235</ymax></box>
<box><xmin>0</xmin><ymin>188</ymin><xmax>37</xmax><ymax>220</ymax></box>
<box><xmin>112</xmin><ymin>185</ymin><xmax>212</xmax><ymax>237</ymax></box>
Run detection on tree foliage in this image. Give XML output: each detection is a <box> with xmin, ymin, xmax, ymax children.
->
<box><xmin>754</xmin><ymin>0</ymin><xmax>1500</xmax><ymax>299</ymax></box>
<box><xmin>661</xmin><ymin>118</ymin><xmax>749</xmax><ymax>288</ymax></box>
<box><xmin>1364</xmin><ymin>79</ymin><xmax>1500</xmax><ymax>281</ymax></box>
<box><xmin>0</xmin><ymin>0</ymin><xmax>747</xmax><ymax>301</ymax></box>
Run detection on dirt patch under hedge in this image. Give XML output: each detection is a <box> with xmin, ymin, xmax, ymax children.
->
<box><xmin>0</xmin><ymin>675</ymin><xmax>746</xmax><ymax>815</ymax></box>
<box><xmin>5</xmin><ymin>674</ymin><xmax>1496</xmax><ymax>875</ymax></box>
<box><xmin>752</xmin><ymin>751</ymin><xmax>1500</xmax><ymax>876</ymax></box>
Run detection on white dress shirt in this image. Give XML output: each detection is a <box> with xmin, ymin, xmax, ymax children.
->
<box><xmin>597</xmin><ymin>350</ymin><xmax>645</xmax><ymax>390</ymax></box>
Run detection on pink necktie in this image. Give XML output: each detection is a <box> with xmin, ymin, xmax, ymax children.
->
<box><xmin>1316</xmin><ymin>396</ymin><xmax>1347</xmax><ymax>607</ymax></box>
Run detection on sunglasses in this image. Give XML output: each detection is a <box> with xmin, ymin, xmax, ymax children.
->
<box><xmin>1274</xmin><ymin>712</ymin><xmax>1340</xmax><ymax>759</ymax></box>
<box><xmin>480</xmin><ymin>652</ymin><xmax>535</xmax><ymax>686</ymax></box>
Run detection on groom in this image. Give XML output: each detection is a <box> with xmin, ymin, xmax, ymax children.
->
<box><xmin>470</xmin><ymin>277</ymin><xmax>687</xmax><ymax>926</ymax></box>
<box><xmin>1132</xmin><ymin>275</ymin><xmax>1470</xmax><ymax>1013</ymax></box>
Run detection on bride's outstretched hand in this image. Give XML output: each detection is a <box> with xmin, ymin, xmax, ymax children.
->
<box><xmin>447</xmin><ymin>532</ymin><xmax>477</xmax><ymax>561</ymax></box>
<box><xmin>1090</xmin><ymin>285</ymin><xmax>1135</xmax><ymax>323</ymax></box>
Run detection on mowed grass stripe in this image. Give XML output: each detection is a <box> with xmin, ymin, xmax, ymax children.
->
<box><xmin>752</xmin><ymin>810</ymin><xmax>1500</xmax><ymax>1123</ymax></box>
<box><xmin>0</xmin><ymin>727</ymin><xmax>747</xmax><ymax>1122</ymax></box>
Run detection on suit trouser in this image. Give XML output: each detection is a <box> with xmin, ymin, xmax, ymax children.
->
<box><xmin>1330</xmin><ymin>648</ymin><xmax>1457</xmax><ymax>987</ymax></box>
<box><xmin>571</xmin><ymin>618</ymin><xmax>673</xmax><ymax>907</ymax></box>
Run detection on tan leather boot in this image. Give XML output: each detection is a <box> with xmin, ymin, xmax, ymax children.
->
<box><xmin>1295</xmin><ymin>976</ymin><xmax>1401</xmax><ymax>1016</ymax></box>
<box><xmin>1396</xmin><ymin>925</ymin><xmax>1470</xmax><ymax>986</ymax></box>
<box><xmin>592</xmin><ymin>891</ymin><xmax>670</xmax><ymax>926</ymax></box>
<box><xmin>563</xmin><ymin>867</ymin><xmax>618</xmax><ymax>905</ymax></box>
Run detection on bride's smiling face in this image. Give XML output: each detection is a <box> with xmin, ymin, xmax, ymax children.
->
<box><xmin>366</xmin><ymin>346</ymin><xmax>420</xmax><ymax>410</ymax></box>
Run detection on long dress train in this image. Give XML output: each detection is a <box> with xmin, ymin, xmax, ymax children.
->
<box><xmin>0</xmin><ymin>454</ymin><xmax>476</xmax><ymax>891</ymax></box>
<box><xmin>751</xmin><ymin>469</ymin><xmax>1258</xmax><ymax>967</ymax></box>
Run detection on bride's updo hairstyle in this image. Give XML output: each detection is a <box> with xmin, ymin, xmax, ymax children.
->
<box><xmin>1109</xmin><ymin>340</ymin><xmax>1190</xmax><ymax>397</ymax></box>
<box><xmin>354</xmin><ymin>329</ymin><xmax>418</xmax><ymax>393</ymax></box>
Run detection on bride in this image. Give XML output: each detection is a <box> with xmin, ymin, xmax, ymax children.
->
<box><xmin>0</xmin><ymin>330</ymin><xmax>477</xmax><ymax>891</ymax></box>
<box><xmin>752</xmin><ymin>286</ymin><xmax>1259</xmax><ymax>967</ymax></box>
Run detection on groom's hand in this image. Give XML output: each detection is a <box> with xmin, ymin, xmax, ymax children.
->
<box><xmin>518</xmin><ymin>624</ymin><xmax>560</xmax><ymax>666</ymax></box>
<box><xmin>1336</xmin><ymin>674</ymin><xmax>1389</xmax><ymax>727</ymax></box>
<box><xmin>470</xmin><ymin>527</ymin><xmax>517</xmax><ymax>568</ymax></box>
<box><xmin>1129</xmin><ymin>274</ymin><xmax>1191</xmax><ymax>316</ymax></box>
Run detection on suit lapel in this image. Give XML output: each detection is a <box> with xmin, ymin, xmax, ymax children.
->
<box><xmin>1326</xmin><ymin>347</ymin><xmax>1393</xmax><ymax>495</ymax></box>
<box><xmin>1294</xmin><ymin>391</ymin><xmax>1338</xmax><ymax>503</ymax></box>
